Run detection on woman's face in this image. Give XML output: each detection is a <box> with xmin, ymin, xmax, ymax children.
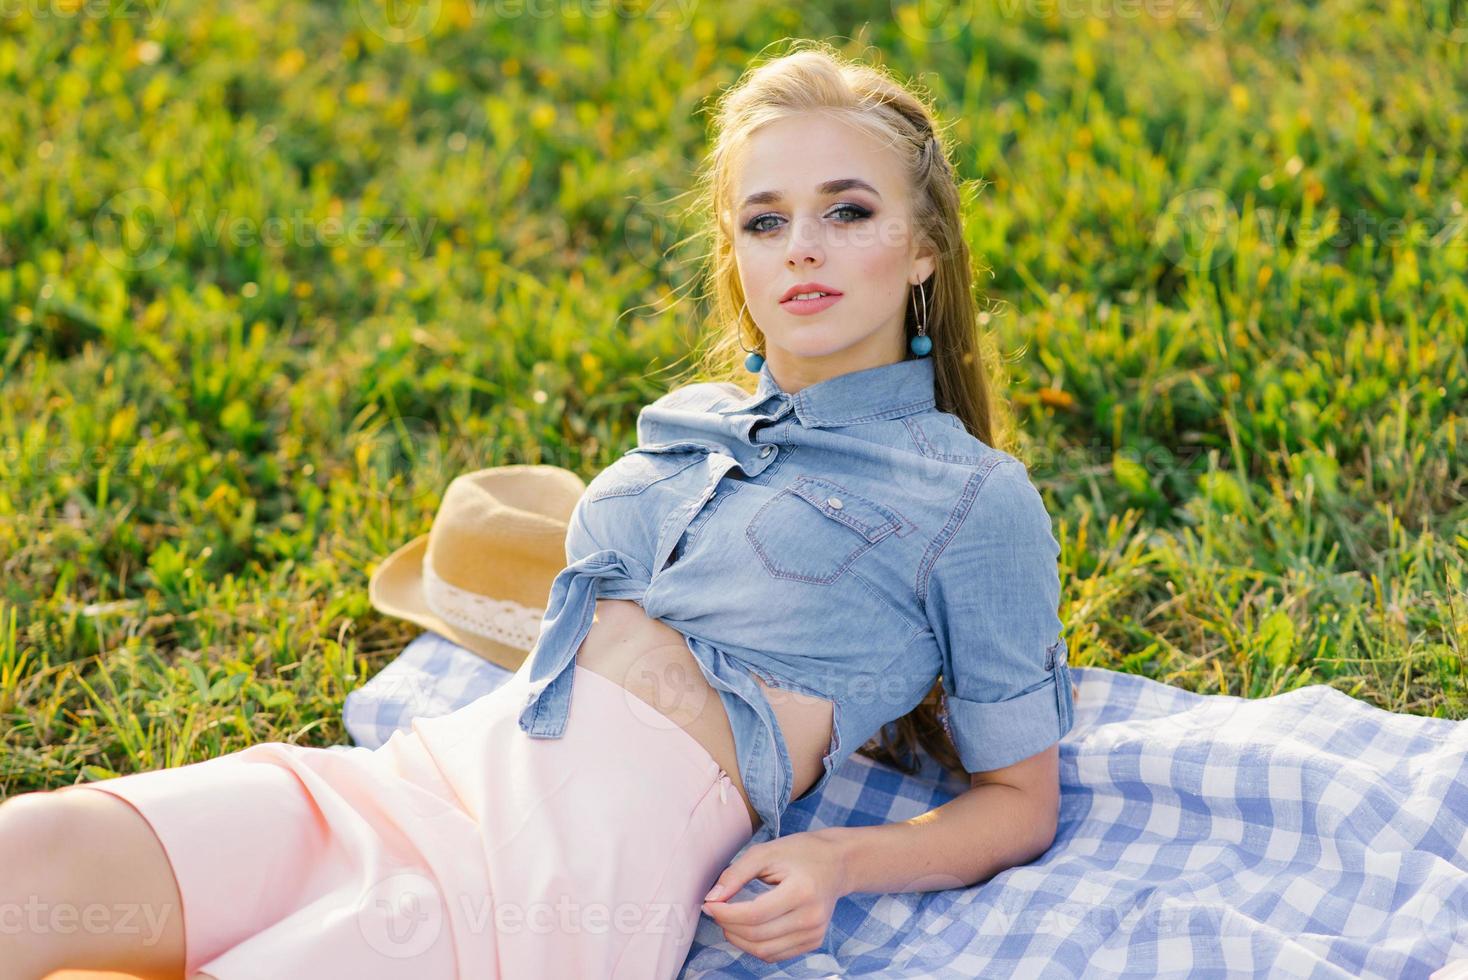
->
<box><xmin>728</xmin><ymin>111</ymin><xmax>936</xmax><ymax>392</ymax></box>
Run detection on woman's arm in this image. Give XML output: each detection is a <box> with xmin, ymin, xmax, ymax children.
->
<box><xmin>817</xmin><ymin>742</ymin><xmax>1060</xmax><ymax>895</ymax></box>
<box><xmin>699</xmin><ymin>744</ymin><xmax>1060</xmax><ymax>964</ymax></box>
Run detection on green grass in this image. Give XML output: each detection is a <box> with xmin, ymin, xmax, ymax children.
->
<box><xmin>1</xmin><ymin>0</ymin><xmax>1464</xmax><ymax>793</ymax></box>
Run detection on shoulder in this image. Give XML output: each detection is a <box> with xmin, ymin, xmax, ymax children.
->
<box><xmin>886</xmin><ymin>407</ymin><xmax>1033</xmax><ymax>524</ymax></box>
<box><xmin>946</xmin><ymin>436</ymin><xmax>1049</xmax><ymax>525</ymax></box>
<box><xmin>898</xmin><ymin>407</ymin><xmax>1005</xmax><ymax>466</ymax></box>
<box><xmin>917</xmin><ymin>446</ymin><xmax>1056</xmax><ymax>598</ymax></box>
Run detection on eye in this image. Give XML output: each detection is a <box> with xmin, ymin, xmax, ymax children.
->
<box><xmin>744</xmin><ymin>213</ymin><xmax>782</xmax><ymax>234</ymax></box>
<box><xmin>741</xmin><ymin>202</ymin><xmax>874</xmax><ymax>236</ymax></box>
<box><xmin>830</xmin><ymin>203</ymin><xmax>872</xmax><ymax>222</ymax></box>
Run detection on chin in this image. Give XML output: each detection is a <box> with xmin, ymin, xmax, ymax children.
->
<box><xmin>802</xmin><ymin>334</ymin><xmax>890</xmax><ymax>361</ymax></box>
<box><xmin>768</xmin><ymin>324</ymin><xmax>864</xmax><ymax>355</ymax></box>
<box><xmin>771</xmin><ymin>340</ymin><xmax>860</xmax><ymax>362</ymax></box>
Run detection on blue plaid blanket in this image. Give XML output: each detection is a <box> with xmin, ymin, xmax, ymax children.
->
<box><xmin>344</xmin><ymin>632</ymin><xmax>1468</xmax><ymax>978</ymax></box>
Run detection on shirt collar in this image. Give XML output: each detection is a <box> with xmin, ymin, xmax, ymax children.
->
<box><xmin>717</xmin><ymin>356</ymin><xmax>937</xmax><ymax>427</ymax></box>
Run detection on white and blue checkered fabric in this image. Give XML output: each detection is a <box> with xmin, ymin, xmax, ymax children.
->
<box><xmin>343</xmin><ymin>631</ymin><xmax>1468</xmax><ymax>979</ymax></box>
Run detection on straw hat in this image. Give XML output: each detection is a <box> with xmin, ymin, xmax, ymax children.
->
<box><xmin>368</xmin><ymin>464</ymin><xmax>587</xmax><ymax>671</ymax></box>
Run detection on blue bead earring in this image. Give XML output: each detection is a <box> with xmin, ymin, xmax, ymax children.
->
<box><xmin>737</xmin><ymin>301</ymin><xmax>765</xmax><ymax>372</ymax></box>
<box><xmin>909</xmin><ymin>278</ymin><xmax>933</xmax><ymax>357</ymax></box>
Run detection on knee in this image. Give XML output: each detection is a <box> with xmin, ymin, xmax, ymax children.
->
<box><xmin>0</xmin><ymin>790</ymin><xmax>110</xmax><ymax>868</ymax></box>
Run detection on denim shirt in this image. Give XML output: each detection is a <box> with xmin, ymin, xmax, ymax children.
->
<box><xmin>517</xmin><ymin>355</ymin><xmax>1074</xmax><ymax>846</ymax></box>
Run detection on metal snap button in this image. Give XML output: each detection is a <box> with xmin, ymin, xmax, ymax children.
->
<box><xmin>827</xmin><ymin>496</ymin><xmax>843</xmax><ymax>509</ymax></box>
<box><xmin>759</xmin><ymin>445</ymin><xmax>774</xmax><ymax>458</ymax></box>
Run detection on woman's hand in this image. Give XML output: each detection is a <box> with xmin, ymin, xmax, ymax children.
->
<box><xmin>700</xmin><ymin>828</ymin><xmax>848</xmax><ymax>963</ymax></box>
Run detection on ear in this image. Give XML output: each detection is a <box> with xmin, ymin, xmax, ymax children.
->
<box><xmin>911</xmin><ymin>241</ymin><xmax>937</xmax><ymax>287</ymax></box>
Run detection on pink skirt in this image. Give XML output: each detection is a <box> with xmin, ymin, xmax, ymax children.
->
<box><xmin>56</xmin><ymin>664</ymin><xmax>754</xmax><ymax>978</ymax></box>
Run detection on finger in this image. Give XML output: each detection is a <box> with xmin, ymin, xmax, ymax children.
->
<box><xmin>704</xmin><ymin>880</ymin><xmax>802</xmax><ymax>927</ymax></box>
<box><xmin>745</xmin><ymin>927</ymin><xmax>826</xmax><ymax>964</ymax></box>
<box><xmin>716</xmin><ymin>903</ymin><xmax>819</xmax><ymax>945</ymax></box>
<box><xmin>703</xmin><ymin>847</ymin><xmax>770</xmax><ymax>903</ymax></box>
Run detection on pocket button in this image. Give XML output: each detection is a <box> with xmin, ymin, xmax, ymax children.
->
<box><xmin>827</xmin><ymin>497</ymin><xmax>843</xmax><ymax>509</ymax></box>
<box><xmin>759</xmin><ymin>445</ymin><xmax>774</xmax><ymax>458</ymax></box>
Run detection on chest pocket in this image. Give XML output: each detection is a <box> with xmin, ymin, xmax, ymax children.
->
<box><xmin>584</xmin><ymin>441</ymin><xmax>709</xmax><ymax>500</ymax></box>
<box><xmin>746</xmin><ymin>475</ymin><xmax>903</xmax><ymax>584</ymax></box>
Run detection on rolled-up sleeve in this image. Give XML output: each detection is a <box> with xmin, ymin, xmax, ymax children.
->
<box><xmin>922</xmin><ymin>457</ymin><xmax>1075</xmax><ymax>774</ymax></box>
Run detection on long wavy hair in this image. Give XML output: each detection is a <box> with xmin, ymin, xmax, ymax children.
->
<box><xmin>658</xmin><ymin>41</ymin><xmax>1018</xmax><ymax>782</ymax></box>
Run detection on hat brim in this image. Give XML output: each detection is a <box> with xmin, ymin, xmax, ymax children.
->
<box><xmin>368</xmin><ymin>535</ymin><xmax>535</xmax><ymax>673</ymax></box>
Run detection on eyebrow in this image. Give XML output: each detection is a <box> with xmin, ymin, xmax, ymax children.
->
<box><xmin>739</xmin><ymin>178</ymin><xmax>883</xmax><ymax>209</ymax></box>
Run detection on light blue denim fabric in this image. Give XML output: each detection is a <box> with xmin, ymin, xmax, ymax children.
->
<box><xmin>517</xmin><ymin>354</ymin><xmax>1074</xmax><ymax>846</ymax></box>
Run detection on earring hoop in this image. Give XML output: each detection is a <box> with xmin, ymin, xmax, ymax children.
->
<box><xmin>737</xmin><ymin>300</ymin><xmax>765</xmax><ymax>372</ymax></box>
<box><xmin>910</xmin><ymin>278</ymin><xmax>933</xmax><ymax>356</ymax></box>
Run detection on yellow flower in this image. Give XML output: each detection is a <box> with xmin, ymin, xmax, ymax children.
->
<box><xmin>1037</xmin><ymin>388</ymin><xmax>1076</xmax><ymax>411</ymax></box>
<box><xmin>275</xmin><ymin>48</ymin><xmax>306</xmax><ymax>78</ymax></box>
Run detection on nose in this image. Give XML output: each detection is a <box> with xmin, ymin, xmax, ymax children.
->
<box><xmin>784</xmin><ymin>214</ymin><xmax>824</xmax><ymax>267</ymax></box>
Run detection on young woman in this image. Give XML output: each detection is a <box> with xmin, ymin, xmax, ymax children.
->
<box><xmin>0</xmin><ymin>42</ymin><xmax>1074</xmax><ymax>979</ymax></box>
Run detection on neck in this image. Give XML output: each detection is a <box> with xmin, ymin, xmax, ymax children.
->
<box><xmin>764</xmin><ymin>332</ymin><xmax>906</xmax><ymax>395</ymax></box>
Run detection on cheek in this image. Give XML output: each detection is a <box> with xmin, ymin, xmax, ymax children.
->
<box><xmin>843</xmin><ymin>221</ymin><xmax>911</xmax><ymax>276</ymax></box>
<box><xmin>849</xmin><ymin>240</ymin><xmax>912</xmax><ymax>302</ymax></box>
<box><xmin>734</xmin><ymin>241</ymin><xmax>776</xmax><ymax>273</ymax></box>
<box><xmin>738</xmin><ymin>247</ymin><xmax>789</xmax><ymax>304</ymax></box>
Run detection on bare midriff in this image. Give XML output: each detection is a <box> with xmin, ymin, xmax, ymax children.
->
<box><xmin>573</xmin><ymin>598</ymin><xmax>834</xmax><ymax>836</ymax></box>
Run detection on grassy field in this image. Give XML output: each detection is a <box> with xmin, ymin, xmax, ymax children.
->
<box><xmin>0</xmin><ymin>0</ymin><xmax>1464</xmax><ymax>793</ymax></box>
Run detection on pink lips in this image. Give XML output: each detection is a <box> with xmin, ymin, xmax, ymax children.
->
<box><xmin>781</xmin><ymin>293</ymin><xmax>843</xmax><ymax>315</ymax></box>
<box><xmin>779</xmin><ymin>283</ymin><xmax>844</xmax><ymax>316</ymax></box>
<box><xmin>780</xmin><ymin>281</ymin><xmax>840</xmax><ymax>302</ymax></box>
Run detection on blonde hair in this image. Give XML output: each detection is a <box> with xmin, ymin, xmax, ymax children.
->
<box><xmin>674</xmin><ymin>40</ymin><xmax>1017</xmax><ymax>780</ymax></box>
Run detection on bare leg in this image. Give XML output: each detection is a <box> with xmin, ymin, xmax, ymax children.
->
<box><xmin>44</xmin><ymin>974</ymin><xmax>216</xmax><ymax>980</ymax></box>
<box><xmin>0</xmin><ymin>789</ymin><xmax>187</xmax><ymax>980</ymax></box>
